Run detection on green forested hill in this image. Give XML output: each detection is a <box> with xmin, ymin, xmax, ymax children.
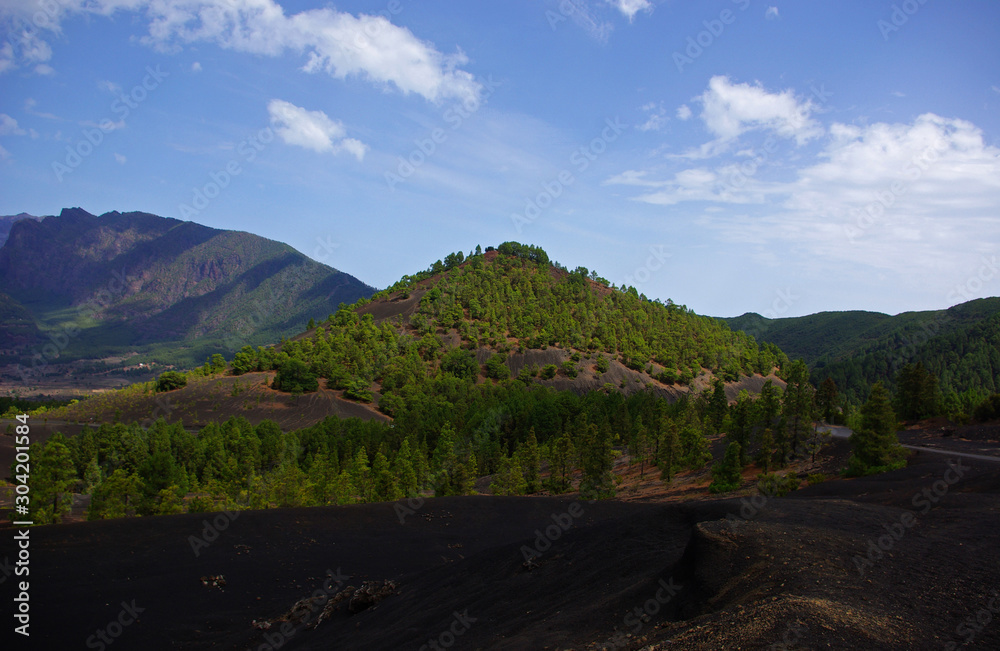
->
<box><xmin>239</xmin><ymin>242</ymin><xmax>786</xmax><ymax>397</ymax></box>
<box><xmin>33</xmin><ymin>242</ymin><xmax>802</xmax><ymax>522</ymax></box>
<box><xmin>725</xmin><ymin>298</ymin><xmax>1000</xmax><ymax>406</ymax></box>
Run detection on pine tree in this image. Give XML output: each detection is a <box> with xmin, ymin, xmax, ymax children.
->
<box><xmin>709</xmin><ymin>442</ymin><xmax>743</xmax><ymax>494</ymax></box>
<box><xmin>729</xmin><ymin>390</ymin><xmax>752</xmax><ymax>465</ymax></box>
<box><xmin>579</xmin><ymin>423</ymin><xmax>615</xmax><ymax>499</ymax></box>
<box><xmin>32</xmin><ymin>434</ymin><xmax>79</xmax><ymax>524</ymax></box>
<box><xmin>707</xmin><ymin>380</ymin><xmax>728</xmax><ymax>434</ymax></box>
<box><xmin>756</xmin><ymin>427</ymin><xmax>774</xmax><ymax>473</ymax></box>
<box><xmin>372</xmin><ymin>451</ymin><xmax>402</xmax><ymax>501</ymax></box>
<box><xmin>679</xmin><ymin>422</ymin><xmax>711</xmax><ymax>470</ymax></box>
<box><xmin>547</xmin><ymin>428</ymin><xmax>576</xmax><ymax>493</ymax></box>
<box><xmin>88</xmin><ymin>469</ymin><xmax>143</xmax><ymax>520</ymax></box>
<box><xmin>393</xmin><ymin>439</ymin><xmax>419</xmax><ymax>497</ymax></box>
<box><xmin>658</xmin><ymin>416</ymin><xmax>680</xmax><ymax>482</ymax></box>
<box><xmin>490</xmin><ymin>455</ymin><xmax>526</xmax><ymax>496</ymax></box>
<box><xmin>517</xmin><ymin>429</ymin><xmax>541</xmax><ymax>493</ymax></box>
<box><xmin>783</xmin><ymin>360</ymin><xmax>815</xmax><ymax>455</ymax></box>
<box><xmin>816</xmin><ymin>377</ymin><xmax>840</xmax><ymax>422</ymax></box>
<box><xmin>349</xmin><ymin>447</ymin><xmax>372</xmax><ymax>501</ymax></box>
<box><xmin>848</xmin><ymin>381</ymin><xmax>906</xmax><ymax>475</ymax></box>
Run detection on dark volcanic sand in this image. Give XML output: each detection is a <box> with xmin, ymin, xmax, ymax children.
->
<box><xmin>3</xmin><ymin>452</ymin><xmax>1000</xmax><ymax>650</ymax></box>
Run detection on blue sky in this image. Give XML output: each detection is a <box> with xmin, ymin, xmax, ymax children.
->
<box><xmin>1</xmin><ymin>0</ymin><xmax>999</xmax><ymax>318</ymax></box>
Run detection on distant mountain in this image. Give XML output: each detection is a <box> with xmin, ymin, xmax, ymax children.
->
<box><xmin>725</xmin><ymin>298</ymin><xmax>1000</xmax><ymax>404</ymax></box>
<box><xmin>0</xmin><ymin>213</ymin><xmax>42</xmax><ymax>247</ymax></box>
<box><xmin>0</xmin><ymin>208</ymin><xmax>375</xmax><ymax>367</ymax></box>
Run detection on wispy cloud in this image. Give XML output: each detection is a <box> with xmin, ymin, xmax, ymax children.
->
<box><xmin>637</xmin><ymin>102</ymin><xmax>667</xmax><ymax>132</ymax></box>
<box><xmin>0</xmin><ymin>114</ymin><xmax>27</xmax><ymax>136</ymax></box>
<box><xmin>267</xmin><ymin>99</ymin><xmax>368</xmax><ymax>160</ymax></box>
<box><xmin>765</xmin><ymin>6</ymin><xmax>779</xmax><ymax>20</ymax></box>
<box><xmin>608</xmin><ymin>0</ymin><xmax>653</xmax><ymax>21</ymax></box>
<box><xmin>0</xmin><ymin>1</ymin><xmax>482</xmax><ymax>104</ymax></box>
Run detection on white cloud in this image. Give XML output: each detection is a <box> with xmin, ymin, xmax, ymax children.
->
<box><xmin>97</xmin><ymin>79</ymin><xmax>122</xmax><ymax>93</ymax></box>
<box><xmin>608</xmin><ymin>0</ymin><xmax>653</xmax><ymax>21</ymax></box>
<box><xmin>607</xmin><ymin>164</ymin><xmax>772</xmax><ymax>206</ymax></box>
<box><xmin>697</xmin><ymin>75</ymin><xmax>822</xmax><ymax>145</ymax></box>
<box><xmin>114</xmin><ymin>152</ymin><xmax>127</xmax><ymax>164</ymax></box>
<box><xmin>765</xmin><ymin>6</ymin><xmax>779</xmax><ymax>20</ymax></box>
<box><xmin>676</xmin><ymin>104</ymin><xmax>692</xmax><ymax>120</ymax></box>
<box><xmin>692</xmin><ymin>114</ymin><xmax>1000</xmax><ymax>300</ymax></box>
<box><xmin>558</xmin><ymin>1</ymin><xmax>614</xmax><ymax>43</ymax></box>
<box><xmin>0</xmin><ymin>114</ymin><xmax>27</xmax><ymax>136</ymax></box>
<box><xmin>191</xmin><ymin>61</ymin><xmax>202</xmax><ymax>72</ymax></box>
<box><xmin>0</xmin><ymin>143</ymin><xmax>9</xmax><ymax>159</ymax></box>
<box><xmin>637</xmin><ymin>103</ymin><xmax>667</xmax><ymax>132</ymax></box>
<box><xmin>0</xmin><ymin>1</ymin><xmax>482</xmax><ymax>104</ymax></box>
<box><xmin>267</xmin><ymin>99</ymin><xmax>367</xmax><ymax>160</ymax></box>
<box><xmin>0</xmin><ymin>42</ymin><xmax>13</xmax><ymax>73</ymax></box>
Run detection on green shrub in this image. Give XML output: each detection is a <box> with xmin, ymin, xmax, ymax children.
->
<box><xmin>344</xmin><ymin>378</ymin><xmax>374</xmax><ymax>403</ymax></box>
<box><xmin>973</xmin><ymin>394</ymin><xmax>1000</xmax><ymax>422</ymax></box>
<box><xmin>273</xmin><ymin>359</ymin><xmax>319</xmax><ymax>394</ymax></box>
<box><xmin>540</xmin><ymin>364</ymin><xmax>558</xmax><ymax>380</ymax></box>
<box><xmin>484</xmin><ymin>353</ymin><xmax>511</xmax><ymax>380</ymax></box>
<box><xmin>155</xmin><ymin>371</ymin><xmax>187</xmax><ymax>393</ymax></box>
<box><xmin>441</xmin><ymin>348</ymin><xmax>480</xmax><ymax>380</ymax></box>
<box><xmin>757</xmin><ymin>471</ymin><xmax>800</xmax><ymax>497</ymax></box>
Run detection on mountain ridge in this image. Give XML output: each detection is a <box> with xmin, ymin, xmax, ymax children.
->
<box><xmin>0</xmin><ymin>208</ymin><xmax>376</xmax><ymax>370</ymax></box>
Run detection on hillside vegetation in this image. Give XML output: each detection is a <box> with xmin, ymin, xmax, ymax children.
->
<box><xmin>726</xmin><ymin>297</ymin><xmax>1000</xmax><ymax>408</ymax></box>
<box><xmin>23</xmin><ymin>243</ymin><xmax>814</xmax><ymax>522</ymax></box>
